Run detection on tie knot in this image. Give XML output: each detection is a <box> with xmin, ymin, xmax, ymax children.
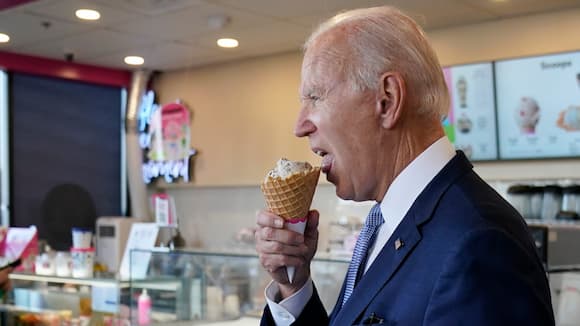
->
<box><xmin>365</xmin><ymin>203</ymin><xmax>383</xmax><ymax>227</ymax></box>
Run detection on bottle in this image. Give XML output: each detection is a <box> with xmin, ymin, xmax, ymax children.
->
<box><xmin>138</xmin><ymin>289</ymin><xmax>152</xmax><ymax>325</ymax></box>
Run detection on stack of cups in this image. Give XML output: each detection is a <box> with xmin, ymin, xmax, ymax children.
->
<box><xmin>70</xmin><ymin>227</ymin><xmax>94</xmax><ymax>278</ymax></box>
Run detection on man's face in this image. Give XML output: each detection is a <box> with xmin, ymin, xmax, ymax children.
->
<box><xmin>295</xmin><ymin>49</ymin><xmax>382</xmax><ymax>201</ymax></box>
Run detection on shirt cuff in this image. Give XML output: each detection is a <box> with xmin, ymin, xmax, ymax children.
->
<box><xmin>265</xmin><ymin>278</ymin><xmax>313</xmax><ymax>326</ymax></box>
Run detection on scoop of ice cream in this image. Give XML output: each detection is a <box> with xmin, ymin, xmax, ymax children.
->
<box><xmin>266</xmin><ymin>158</ymin><xmax>313</xmax><ymax>180</ymax></box>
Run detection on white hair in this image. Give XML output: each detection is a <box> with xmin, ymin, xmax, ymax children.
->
<box><xmin>304</xmin><ymin>6</ymin><xmax>449</xmax><ymax>120</ymax></box>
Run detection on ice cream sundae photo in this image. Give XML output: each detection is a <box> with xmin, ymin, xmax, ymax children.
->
<box><xmin>457</xmin><ymin>114</ymin><xmax>473</xmax><ymax>134</ymax></box>
<box><xmin>557</xmin><ymin>105</ymin><xmax>580</xmax><ymax>131</ymax></box>
<box><xmin>515</xmin><ymin>97</ymin><xmax>540</xmax><ymax>134</ymax></box>
<box><xmin>456</xmin><ymin>76</ymin><xmax>468</xmax><ymax>108</ymax></box>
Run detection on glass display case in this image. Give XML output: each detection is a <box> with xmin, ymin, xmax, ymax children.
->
<box><xmin>2</xmin><ymin>272</ymin><xmax>129</xmax><ymax>325</ymax></box>
<box><xmin>0</xmin><ymin>250</ymin><xmax>348</xmax><ymax>325</ymax></box>
<box><xmin>128</xmin><ymin>249</ymin><xmax>349</xmax><ymax>325</ymax></box>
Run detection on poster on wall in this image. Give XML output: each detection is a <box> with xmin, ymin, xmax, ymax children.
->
<box><xmin>442</xmin><ymin>62</ymin><xmax>498</xmax><ymax>161</ymax></box>
<box><xmin>496</xmin><ymin>51</ymin><xmax>580</xmax><ymax>159</ymax></box>
<box><xmin>138</xmin><ymin>91</ymin><xmax>197</xmax><ymax>183</ymax></box>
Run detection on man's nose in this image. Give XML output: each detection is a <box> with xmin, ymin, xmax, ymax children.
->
<box><xmin>294</xmin><ymin>108</ymin><xmax>316</xmax><ymax>137</ymax></box>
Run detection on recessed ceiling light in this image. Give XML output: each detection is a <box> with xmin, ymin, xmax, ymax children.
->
<box><xmin>75</xmin><ymin>9</ymin><xmax>101</xmax><ymax>21</ymax></box>
<box><xmin>124</xmin><ymin>56</ymin><xmax>144</xmax><ymax>66</ymax></box>
<box><xmin>217</xmin><ymin>38</ymin><xmax>239</xmax><ymax>48</ymax></box>
<box><xmin>0</xmin><ymin>33</ymin><xmax>9</xmax><ymax>43</ymax></box>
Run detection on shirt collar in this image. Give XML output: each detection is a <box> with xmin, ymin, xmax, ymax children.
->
<box><xmin>379</xmin><ymin>136</ymin><xmax>456</xmax><ymax>223</ymax></box>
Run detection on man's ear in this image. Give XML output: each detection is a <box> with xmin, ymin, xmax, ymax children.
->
<box><xmin>376</xmin><ymin>72</ymin><xmax>406</xmax><ymax>129</ymax></box>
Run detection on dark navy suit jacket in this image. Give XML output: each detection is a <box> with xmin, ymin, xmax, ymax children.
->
<box><xmin>261</xmin><ymin>151</ymin><xmax>554</xmax><ymax>325</ymax></box>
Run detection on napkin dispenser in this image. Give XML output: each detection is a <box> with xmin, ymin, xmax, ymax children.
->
<box><xmin>95</xmin><ymin>217</ymin><xmax>142</xmax><ymax>273</ymax></box>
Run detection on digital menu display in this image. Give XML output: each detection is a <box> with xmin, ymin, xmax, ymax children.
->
<box><xmin>496</xmin><ymin>51</ymin><xmax>580</xmax><ymax>159</ymax></box>
<box><xmin>442</xmin><ymin>62</ymin><xmax>498</xmax><ymax>161</ymax></box>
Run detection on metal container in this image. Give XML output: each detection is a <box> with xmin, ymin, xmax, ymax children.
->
<box><xmin>541</xmin><ymin>185</ymin><xmax>563</xmax><ymax>220</ymax></box>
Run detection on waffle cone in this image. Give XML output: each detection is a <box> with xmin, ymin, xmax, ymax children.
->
<box><xmin>261</xmin><ymin>167</ymin><xmax>321</xmax><ymax>220</ymax></box>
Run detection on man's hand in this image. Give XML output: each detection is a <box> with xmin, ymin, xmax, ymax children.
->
<box><xmin>0</xmin><ymin>267</ymin><xmax>13</xmax><ymax>292</ymax></box>
<box><xmin>255</xmin><ymin>210</ymin><xmax>320</xmax><ymax>299</ymax></box>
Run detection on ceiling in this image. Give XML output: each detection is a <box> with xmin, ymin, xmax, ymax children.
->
<box><xmin>1</xmin><ymin>0</ymin><xmax>580</xmax><ymax>72</ymax></box>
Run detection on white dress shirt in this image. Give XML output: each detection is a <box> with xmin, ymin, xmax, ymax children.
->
<box><xmin>266</xmin><ymin>137</ymin><xmax>456</xmax><ymax>326</ymax></box>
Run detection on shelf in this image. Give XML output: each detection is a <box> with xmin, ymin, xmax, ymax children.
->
<box><xmin>136</xmin><ymin>247</ymin><xmax>350</xmax><ymax>264</ymax></box>
<box><xmin>526</xmin><ymin>220</ymin><xmax>580</xmax><ymax>227</ymax></box>
<box><xmin>130</xmin><ymin>279</ymin><xmax>181</xmax><ymax>291</ymax></box>
<box><xmin>9</xmin><ymin>272</ymin><xmax>129</xmax><ymax>288</ymax></box>
<box><xmin>0</xmin><ymin>303</ymin><xmax>70</xmax><ymax>315</ymax></box>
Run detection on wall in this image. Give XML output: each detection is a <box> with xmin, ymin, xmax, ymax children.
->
<box><xmin>155</xmin><ymin>8</ymin><xmax>580</xmax><ymax>249</ymax></box>
<box><xmin>154</xmin><ymin>52</ymin><xmax>316</xmax><ymax>186</ymax></box>
<box><xmin>429</xmin><ymin>9</ymin><xmax>580</xmax><ymax>182</ymax></box>
<box><xmin>164</xmin><ymin>184</ymin><xmax>373</xmax><ymax>252</ymax></box>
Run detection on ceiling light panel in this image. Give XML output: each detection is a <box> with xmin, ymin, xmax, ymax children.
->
<box><xmin>124</xmin><ymin>55</ymin><xmax>144</xmax><ymax>65</ymax></box>
<box><xmin>0</xmin><ymin>33</ymin><xmax>10</xmax><ymax>43</ymax></box>
<box><xmin>217</xmin><ymin>38</ymin><xmax>238</xmax><ymax>48</ymax></box>
<box><xmin>75</xmin><ymin>9</ymin><xmax>101</xmax><ymax>20</ymax></box>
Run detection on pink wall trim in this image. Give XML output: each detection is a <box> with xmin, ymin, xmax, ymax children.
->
<box><xmin>0</xmin><ymin>51</ymin><xmax>131</xmax><ymax>87</ymax></box>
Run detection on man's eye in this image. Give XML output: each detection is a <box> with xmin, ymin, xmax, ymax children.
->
<box><xmin>308</xmin><ymin>95</ymin><xmax>320</xmax><ymax>102</ymax></box>
<box><xmin>300</xmin><ymin>93</ymin><xmax>322</xmax><ymax>104</ymax></box>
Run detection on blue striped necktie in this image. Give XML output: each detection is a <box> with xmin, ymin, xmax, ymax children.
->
<box><xmin>342</xmin><ymin>203</ymin><xmax>384</xmax><ymax>306</ymax></box>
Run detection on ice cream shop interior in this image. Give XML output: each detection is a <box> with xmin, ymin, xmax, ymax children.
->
<box><xmin>0</xmin><ymin>0</ymin><xmax>580</xmax><ymax>325</ymax></box>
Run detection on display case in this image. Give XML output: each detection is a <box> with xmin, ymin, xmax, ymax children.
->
<box><xmin>0</xmin><ymin>250</ymin><xmax>348</xmax><ymax>325</ymax></box>
<box><xmin>128</xmin><ymin>249</ymin><xmax>349</xmax><ymax>325</ymax></box>
<box><xmin>2</xmin><ymin>272</ymin><xmax>129</xmax><ymax>325</ymax></box>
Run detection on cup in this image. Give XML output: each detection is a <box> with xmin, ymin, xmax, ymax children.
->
<box><xmin>28</xmin><ymin>290</ymin><xmax>44</xmax><ymax>309</ymax></box>
<box><xmin>72</xmin><ymin>228</ymin><xmax>92</xmax><ymax>249</ymax></box>
<box><xmin>55</xmin><ymin>251</ymin><xmax>72</xmax><ymax>277</ymax></box>
<box><xmin>13</xmin><ymin>288</ymin><xmax>30</xmax><ymax>307</ymax></box>
<box><xmin>35</xmin><ymin>253</ymin><xmax>55</xmax><ymax>276</ymax></box>
<box><xmin>224</xmin><ymin>294</ymin><xmax>240</xmax><ymax>317</ymax></box>
<box><xmin>71</xmin><ymin>247</ymin><xmax>94</xmax><ymax>278</ymax></box>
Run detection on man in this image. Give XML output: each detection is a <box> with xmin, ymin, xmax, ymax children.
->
<box><xmin>255</xmin><ymin>5</ymin><xmax>555</xmax><ymax>326</ymax></box>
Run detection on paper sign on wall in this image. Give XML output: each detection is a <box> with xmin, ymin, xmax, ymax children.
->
<box><xmin>152</xmin><ymin>193</ymin><xmax>177</xmax><ymax>227</ymax></box>
<box><xmin>138</xmin><ymin>91</ymin><xmax>197</xmax><ymax>184</ymax></box>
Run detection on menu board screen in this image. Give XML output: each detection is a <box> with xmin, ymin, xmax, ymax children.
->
<box><xmin>442</xmin><ymin>62</ymin><xmax>498</xmax><ymax>161</ymax></box>
<box><xmin>496</xmin><ymin>51</ymin><xmax>580</xmax><ymax>159</ymax></box>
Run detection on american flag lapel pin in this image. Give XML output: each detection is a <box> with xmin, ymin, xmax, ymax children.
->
<box><xmin>395</xmin><ymin>238</ymin><xmax>403</xmax><ymax>250</ymax></box>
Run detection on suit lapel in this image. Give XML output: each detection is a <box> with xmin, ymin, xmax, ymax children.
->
<box><xmin>332</xmin><ymin>214</ymin><xmax>421</xmax><ymax>325</ymax></box>
<box><xmin>329</xmin><ymin>276</ymin><xmax>347</xmax><ymax>321</ymax></box>
<box><xmin>329</xmin><ymin>151</ymin><xmax>474</xmax><ymax>325</ymax></box>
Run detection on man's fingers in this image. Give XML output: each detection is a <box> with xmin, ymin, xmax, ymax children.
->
<box><xmin>256</xmin><ymin>210</ymin><xmax>285</xmax><ymax>228</ymax></box>
<box><xmin>258</xmin><ymin>252</ymin><xmax>306</xmax><ymax>271</ymax></box>
<box><xmin>0</xmin><ymin>268</ymin><xmax>12</xmax><ymax>291</ymax></box>
<box><xmin>257</xmin><ymin>239</ymin><xmax>308</xmax><ymax>256</ymax></box>
<box><xmin>257</xmin><ymin>227</ymin><xmax>304</xmax><ymax>244</ymax></box>
<box><xmin>305</xmin><ymin>210</ymin><xmax>320</xmax><ymax>235</ymax></box>
<box><xmin>0</xmin><ymin>268</ymin><xmax>11</xmax><ymax>278</ymax></box>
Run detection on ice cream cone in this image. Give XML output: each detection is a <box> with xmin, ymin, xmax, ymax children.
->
<box><xmin>261</xmin><ymin>165</ymin><xmax>320</xmax><ymax>283</ymax></box>
<box><xmin>261</xmin><ymin>167</ymin><xmax>320</xmax><ymax>221</ymax></box>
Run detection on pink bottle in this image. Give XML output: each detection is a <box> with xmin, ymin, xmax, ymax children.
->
<box><xmin>138</xmin><ymin>289</ymin><xmax>151</xmax><ymax>325</ymax></box>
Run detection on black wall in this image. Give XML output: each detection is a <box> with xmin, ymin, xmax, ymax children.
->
<box><xmin>10</xmin><ymin>73</ymin><xmax>122</xmax><ymax>250</ymax></box>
